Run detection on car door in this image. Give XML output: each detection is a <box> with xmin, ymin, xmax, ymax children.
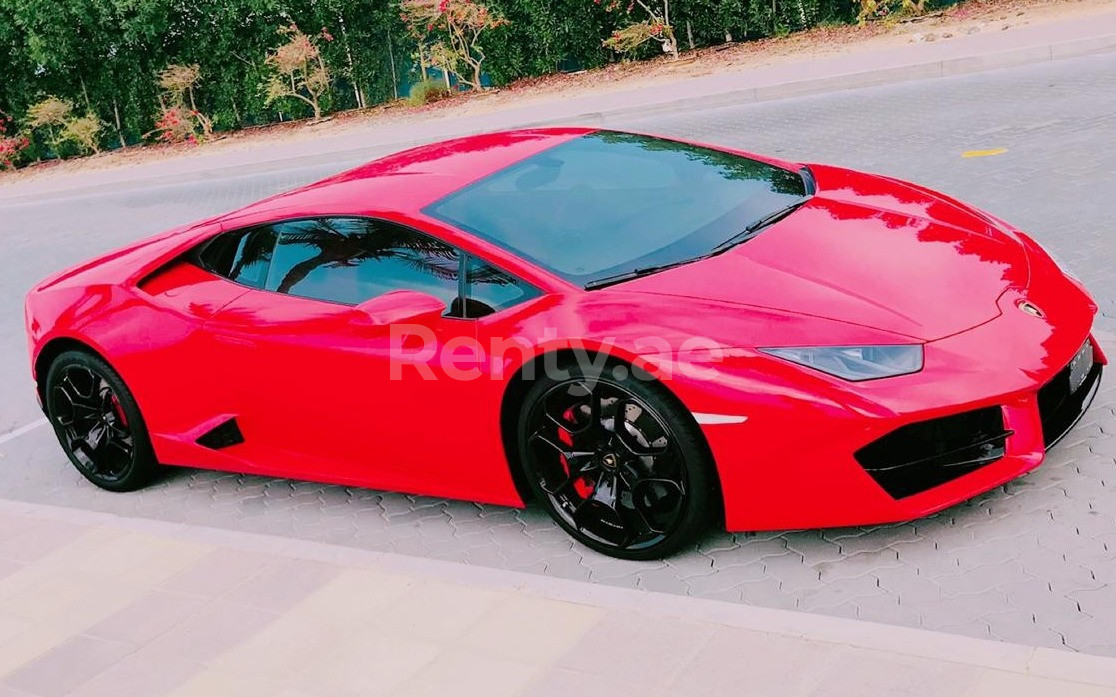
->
<box><xmin>202</xmin><ymin>216</ymin><xmax>495</xmax><ymax>497</ymax></box>
<box><xmin>129</xmin><ymin>223</ymin><xmax>264</xmax><ymax>458</ymax></box>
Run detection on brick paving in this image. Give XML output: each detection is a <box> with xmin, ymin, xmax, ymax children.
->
<box><xmin>2</xmin><ymin>52</ymin><xmax>1116</xmax><ymax>654</ymax></box>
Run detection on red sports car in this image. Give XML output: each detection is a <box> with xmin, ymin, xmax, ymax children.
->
<box><xmin>25</xmin><ymin>128</ymin><xmax>1102</xmax><ymax>559</ymax></box>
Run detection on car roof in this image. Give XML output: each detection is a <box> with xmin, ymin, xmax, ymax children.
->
<box><xmin>213</xmin><ymin>127</ymin><xmax>595</xmax><ymax>224</ymax></box>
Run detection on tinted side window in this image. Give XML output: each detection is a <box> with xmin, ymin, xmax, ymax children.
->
<box><xmin>265</xmin><ymin>218</ymin><xmax>461</xmax><ymax>308</ymax></box>
<box><xmin>193</xmin><ymin>226</ymin><xmax>277</xmax><ymax>289</ymax></box>
<box><xmin>464</xmin><ymin>257</ymin><xmax>540</xmax><ymax>317</ymax></box>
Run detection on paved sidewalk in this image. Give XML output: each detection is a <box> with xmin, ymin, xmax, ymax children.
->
<box><xmin>2</xmin><ymin>7</ymin><xmax>1115</xmax><ymax>204</ymax></box>
<box><xmin>0</xmin><ymin>500</ymin><xmax>1115</xmax><ymax>697</ymax></box>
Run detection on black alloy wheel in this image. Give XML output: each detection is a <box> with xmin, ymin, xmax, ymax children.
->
<box><xmin>518</xmin><ymin>364</ymin><xmax>716</xmax><ymax>560</ymax></box>
<box><xmin>45</xmin><ymin>350</ymin><xmax>157</xmax><ymax>491</ymax></box>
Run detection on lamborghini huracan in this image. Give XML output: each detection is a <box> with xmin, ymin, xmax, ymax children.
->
<box><xmin>25</xmin><ymin>128</ymin><xmax>1102</xmax><ymax>559</ymax></box>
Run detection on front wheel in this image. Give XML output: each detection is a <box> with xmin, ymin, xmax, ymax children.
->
<box><xmin>517</xmin><ymin>364</ymin><xmax>717</xmax><ymax>560</ymax></box>
<box><xmin>45</xmin><ymin>350</ymin><xmax>158</xmax><ymax>492</ymax></box>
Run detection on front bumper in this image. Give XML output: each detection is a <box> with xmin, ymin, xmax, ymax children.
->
<box><xmin>699</xmin><ymin>282</ymin><xmax>1103</xmax><ymax>532</ymax></box>
<box><xmin>854</xmin><ymin>344</ymin><xmax>1101</xmax><ymax>501</ymax></box>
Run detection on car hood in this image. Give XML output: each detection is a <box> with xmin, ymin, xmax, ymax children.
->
<box><xmin>619</xmin><ymin>165</ymin><xmax>1030</xmax><ymax>342</ymax></box>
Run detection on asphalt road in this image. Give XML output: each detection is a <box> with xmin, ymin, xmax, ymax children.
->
<box><xmin>2</xmin><ymin>51</ymin><xmax>1116</xmax><ymax>653</ymax></box>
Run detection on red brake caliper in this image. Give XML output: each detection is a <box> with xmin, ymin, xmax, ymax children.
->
<box><xmin>559</xmin><ymin>408</ymin><xmax>592</xmax><ymax>498</ymax></box>
<box><xmin>110</xmin><ymin>395</ymin><xmax>128</xmax><ymax>427</ymax></box>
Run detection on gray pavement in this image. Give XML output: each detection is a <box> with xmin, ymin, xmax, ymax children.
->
<box><xmin>2</xmin><ymin>51</ymin><xmax>1116</xmax><ymax>654</ymax></box>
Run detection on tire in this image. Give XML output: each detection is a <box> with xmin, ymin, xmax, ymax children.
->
<box><xmin>44</xmin><ymin>350</ymin><xmax>158</xmax><ymax>492</ymax></box>
<box><xmin>517</xmin><ymin>362</ymin><xmax>717</xmax><ymax>560</ymax></box>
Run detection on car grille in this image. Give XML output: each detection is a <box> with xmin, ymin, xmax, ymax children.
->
<box><xmin>854</xmin><ymin>407</ymin><xmax>1012</xmax><ymax>499</ymax></box>
<box><xmin>1037</xmin><ymin>339</ymin><xmax>1102</xmax><ymax>447</ymax></box>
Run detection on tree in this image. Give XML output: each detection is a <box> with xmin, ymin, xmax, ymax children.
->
<box><xmin>61</xmin><ymin>113</ymin><xmax>103</xmax><ymax>154</ymax></box>
<box><xmin>263</xmin><ymin>24</ymin><xmax>333</xmax><ymax>121</ymax></box>
<box><xmin>24</xmin><ymin>96</ymin><xmax>103</xmax><ymax>156</ymax></box>
<box><xmin>152</xmin><ymin>64</ymin><xmax>213</xmax><ymax>144</ymax></box>
<box><xmin>400</xmin><ymin>0</ymin><xmax>509</xmax><ymax>91</ymax></box>
<box><xmin>25</xmin><ymin>96</ymin><xmax>73</xmax><ymax>152</ymax></box>
<box><xmin>601</xmin><ymin>0</ymin><xmax>678</xmax><ymax>59</ymax></box>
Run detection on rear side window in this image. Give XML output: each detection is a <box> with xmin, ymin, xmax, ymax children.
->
<box><xmin>264</xmin><ymin>217</ymin><xmax>461</xmax><ymax>308</ymax></box>
<box><xmin>191</xmin><ymin>217</ymin><xmax>541</xmax><ymax>318</ymax></box>
<box><xmin>193</xmin><ymin>226</ymin><xmax>277</xmax><ymax>289</ymax></box>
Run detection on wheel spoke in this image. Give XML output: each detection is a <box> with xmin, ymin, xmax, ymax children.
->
<box><xmin>530</xmin><ymin>432</ymin><xmax>598</xmax><ymax>496</ymax></box>
<box><xmin>629</xmin><ymin>476</ymin><xmax>686</xmax><ymax>535</ymax></box>
<box><xmin>530</xmin><ymin>433</ymin><xmax>595</xmax><ymax>463</ymax></box>
<box><xmin>571</xmin><ymin>470</ymin><xmax>630</xmax><ymax>546</ymax></box>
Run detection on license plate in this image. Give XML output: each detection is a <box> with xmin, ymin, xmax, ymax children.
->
<box><xmin>1068</xmin><ymin>340</ymin><xmax>1094</xmax><ymax>394</ymax></box>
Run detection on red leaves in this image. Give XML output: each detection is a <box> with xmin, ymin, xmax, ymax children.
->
<box><xmin>0</xmin><ymin>112</ymin><xmax>29</xmax><ymax>170</ymax></box>
<box><xmin>152</xmin><ymin>105</ymin><xmax>207</xmax><ymax>146</ymax></box>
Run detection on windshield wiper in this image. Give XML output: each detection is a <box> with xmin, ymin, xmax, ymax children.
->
<box><xmin>584</xmin><ymin>196</ymin><xmax>813</xmax><ymax>291</ymax></box>
<box><xmin>709</xmin><ymin>196</ymin><xmax>812</xmax><ymax>255</ymax></box>
<box><xmin>584</xmin><ymin>258</ymin><xmax>704</xmax><ymax>290</ymax></box>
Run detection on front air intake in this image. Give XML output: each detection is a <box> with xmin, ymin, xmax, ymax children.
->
<box><xmin>854</xmin><ymin>407</ymin><xmax>1012</xmax><ymax>499</ymax></box>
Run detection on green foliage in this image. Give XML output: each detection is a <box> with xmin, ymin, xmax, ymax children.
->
<box><xmin>61</xmin><ymin>113</ymin><xmax>103</xmax><ymax>154</ymax></box>
<box><xmin>408</xmin><ymin>78</ymin><xmax>452</xmax><ymax>105</ymax></box>
<box><xmin>0</xmin><ymin>0</ymin><xmax>935</xmax><ymax>166</ymax></box>
<box><xmin>22</xmin><ymin>96</ymin><xmax>103</xmax><ymax>157</ymax></box>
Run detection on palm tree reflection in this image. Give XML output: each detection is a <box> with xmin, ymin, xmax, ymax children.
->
<box><xmin>269</xmin><ymin>218</ymin><xmax>459</xmax><ymax>297</ymax></box>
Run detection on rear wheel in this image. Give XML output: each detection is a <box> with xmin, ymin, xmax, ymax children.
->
<box><xmin>518</xmin><ymin>364</ymin><xmax>716</xmax><ymax>560</ymax></box>
<box><xmin>45</xmin><ymin>350</ymin><xmax>157</xmax><ymax>492</ymax></box>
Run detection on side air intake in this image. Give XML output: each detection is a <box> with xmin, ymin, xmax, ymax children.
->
<box><xmin>196</xmin><ymin>418</ymin><xmax>245</xmax><ymax>450</ymax></box>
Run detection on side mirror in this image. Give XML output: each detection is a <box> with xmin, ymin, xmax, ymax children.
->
<box><xmin>351</xmin><ymin>290</ymin><xmax>447</xmax><ymax>328</ymax></box>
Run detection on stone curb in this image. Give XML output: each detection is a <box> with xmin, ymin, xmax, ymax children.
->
<box><xmin>1</xmin><ymin>30</ymin><xmax>1114</xmax><ymax>206</ymax></box>
<box><xmin>3</xmin><ymin>496</ymin><xmax>1115</xmax><ymax>688</ymax></box>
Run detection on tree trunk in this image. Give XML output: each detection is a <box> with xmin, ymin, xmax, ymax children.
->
<box><xmin>665</xmin><ymin>27</ymin><xmax>680</xmax><ymax>59</ymax></box>
<box><xmin>387</xmin><ymin>32</ymin><xmax>399</xmax><ymax>99</ymax></box>
<box><xmin>112</xmin><ymin>98</ymin><xmax>126</xmax><ymax>149</ymax></box>
<box><xmin>79</xmin><ymin>77</ymin><xmax>93</xmax><ymax>113</ymax></box>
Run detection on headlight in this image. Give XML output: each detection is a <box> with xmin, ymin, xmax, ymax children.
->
<box><xmin>760</xmin><ymin>345</ymin><xmax>923</xmax><ymax>381</ymax></box>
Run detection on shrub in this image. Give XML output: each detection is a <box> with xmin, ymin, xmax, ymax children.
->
<box><xmin>408</xmin><ymin>78</ymin><xmax>452</xmax><ymax>105</ymax></box>
<box><xmin>263</xmin><ymin>24</ymin><xmax>333</xmax><ymax>121</ymax></box>
<box><xmin>25</xmin><ymin>96</ymin><xmax>74</xmax><ymax>151</ymax></box>
<box><xmin>600</xmin><ymin>0</ymin><xmax>678</xmax><ymax>59</ymax></box>
<box><xmin>152</xmin><ymin>106</ymin><xmax>206</xmax><ymax>145</ymax></box>
<box><xmin>152</xmin><ymin>64</ymin><xmax>213</xmax><ymax>144</ymax></box>
<box><xmin>858</xmin><ymin>0</ymin><xmax>927</xmax><ymax>24</ymax></box>
<box><xmin>24</xmin><ymin>97</ymin><xmax>102</xmax><ymax>157</ymax></box>
<box><xmin>60</xmin><ymin>113</ymin><xmax>103</xmax><ymax>155</ymax></box>
<box><xmin>0</xmin><ymin>112</ymin><xmax>30</xmax><ymax>170</ymax></box>
<box><xmin>400</xmin><ymin>0</ymin><xmax>509</xmax><ymax>91</ymax></box>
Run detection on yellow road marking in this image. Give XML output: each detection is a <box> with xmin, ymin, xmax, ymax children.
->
<box><xmin>962</xmin><ymin>148</ymin><xmax>1008</xmax><ymax>158</ymax></box>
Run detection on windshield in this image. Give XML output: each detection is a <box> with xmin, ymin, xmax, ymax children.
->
<box><xmin>424</xmin><ymin>131</ymin><xmax>810</xmax><ymax>288</ymax></box>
